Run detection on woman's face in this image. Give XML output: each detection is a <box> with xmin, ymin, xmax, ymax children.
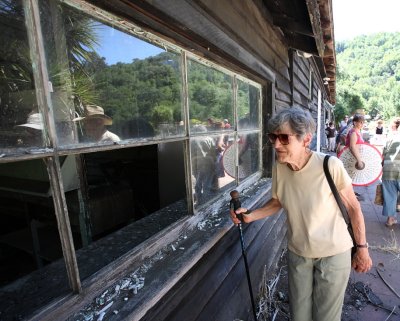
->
<box><xmin>83</xmin><ymin>117</ymin><xmax>106</xmax><ymax>140</ymax></box>
<box><xmin>354</xmin><ymin>119</ymin><xmax>364</xmax><ymax>129</ymax></box>
<box><xmin>270</xmin><ymin>124</ymin><xmax>308</xmax><ymax>164</ymax></box>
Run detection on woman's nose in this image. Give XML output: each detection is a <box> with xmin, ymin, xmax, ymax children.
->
<box><xmin>273</xmin><ymin>139</ymin><xmax>282</xmax><ymax>148</ymax></box>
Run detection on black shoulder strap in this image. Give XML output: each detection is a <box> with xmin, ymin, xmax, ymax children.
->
<box><xmin>323</xmin><ymin>155</ymin><xmax>350</xmax><ymax>226</ymax></box>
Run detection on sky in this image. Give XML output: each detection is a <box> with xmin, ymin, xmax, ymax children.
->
<box><xmin>333</xmin><ymin>0</ymin><xmax>400</xmax><ymax>41</ymax></box>
<box><xmin>96</xmin><ymin>25</ymin><xmax>164</xmax><ymax>65</ymax></box>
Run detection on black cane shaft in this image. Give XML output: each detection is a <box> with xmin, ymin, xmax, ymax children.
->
<box><xmin>238</xmin><ymin>223</ymin><xmax>257</xmax><ymax>321</ymax></box>
<box><xmin>230</xmin><ymin>190</ymin><xmax>257</xmax><ymax>320</ymax></box>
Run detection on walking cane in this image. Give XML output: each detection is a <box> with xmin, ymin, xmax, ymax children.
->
<box><xmin>230</xmin><ymin>190</ymin><xmax>257</xmax><ymax>321</ymax></box>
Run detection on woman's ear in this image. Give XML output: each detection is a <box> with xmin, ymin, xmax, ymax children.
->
<box><xmin>304</xmin><ymin>133</ymin><xmax>312</xmax><ymax>147</ymax></box>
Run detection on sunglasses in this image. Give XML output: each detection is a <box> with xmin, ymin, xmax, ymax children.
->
<box><xmin>267</xmin><ymin>133</ymin><xmax>296</xmax><ymax>145</ymax></box>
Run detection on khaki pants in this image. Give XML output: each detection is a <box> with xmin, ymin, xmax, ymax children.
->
<box><xmin>288</xmin><ymin>250</ymin><xmax>351</xmax><ymax>321</ymax></box>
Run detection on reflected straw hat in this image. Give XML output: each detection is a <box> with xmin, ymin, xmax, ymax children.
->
<box><xmin>16</xmin><ymin>113</ymin><xmax>43</xmax><ymax>130</ymax></box>
<box><xmin>73</xmin><ymin>105</ymin><xmax>113</xmax><ymax>125</ymax></box>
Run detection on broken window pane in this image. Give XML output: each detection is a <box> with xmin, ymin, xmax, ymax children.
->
<box><xmin>0</xmin><ymin>159</ymin><xmax>70</xmax><ymax>320</ymax></box>
<box><xmin>63</xmin><ymin>142</ymin><xmax>188</xmax><ymax>279</ymax></box>
<box><xmin>39</xmin><ymin>0</ymin><xmax>184</xmax><ymax>146</ymax></box>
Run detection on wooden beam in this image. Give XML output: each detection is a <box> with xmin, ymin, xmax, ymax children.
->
<box><xmin>271</xmin><ymin>13</ymin><xmax>314</xmax><ymax>37</ymax></box>
<box><xmin>287</xmin><ymin>33</ymin><xmax>319</xmax><ymax>55</ymax></box>
<box><xmin>305</xmin><ymin>0</ymin><xmax>325</xmax><ymax>57</ymax></box>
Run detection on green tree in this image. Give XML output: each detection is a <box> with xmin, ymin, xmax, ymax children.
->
<box><xmin>335</xmin><ymin>32</ymin><xmax>400</xmax><ymax>121</ymax></box>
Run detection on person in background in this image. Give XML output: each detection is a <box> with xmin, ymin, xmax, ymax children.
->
<box><xmin>376</xmin><ymin>120</ymin><xmax>384</xmax><ymax>135</ymax></box>
<box><xmin>339</xmin><ymin>115</ymin><xmax>349</xmax><ymax>131</ymax></box>
<box><xmin>223</xmin><ymin>118</ymin><xmax>231</xmax><ymax>129</ymax></box>
<box><xmin>345</xmin><ymin>114</ymin><xmax>365</xmax><ymax>170</ymax></box>
<box><xmin>191</xmin><ymin>125</ymin><xmax>217</xmax><ymax>204</ymax></box>
<box><xmin>326</xmin><ymin>121</ymin><xmax>337</xmax><ymax>152</ymax></box>
<box><xmin>230</xmin><ymin>106</ymin><xmax>372</xmax><ymax>321</ymax></box>
<box><xmin>16</xmin><ymin>112</ymin><xmax>44</xmax><ymax>146</ymax></box>
<box><xmin>73</xmin><ymin>105</ymin><xmax>120</xmax><ymax>142</ymax></box>
<box><xmin>381</xmin><ymin>119</ymin><xmax>400</xmax><ymax>227</ymax></box>
<box><xmin>336</xmin><ymin>116</ymin><xmax>352</xmax><ymax>154</ymax></box>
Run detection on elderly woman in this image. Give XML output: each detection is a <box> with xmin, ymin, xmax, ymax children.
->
<box><xmin>231</xmin><ymin>107</ymin><xmax>372</xmax><ymax>321</ymax></box>
<box><xmin>345</xmin><ymin>113</ymin><xmax>365</xmax><ymax>170</ymax></box>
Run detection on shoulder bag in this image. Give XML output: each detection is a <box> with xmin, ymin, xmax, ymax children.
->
<box><xmin>323</xmin><ymin>155</ymin><xmax>357</xmax><ymax>258</ymax></box>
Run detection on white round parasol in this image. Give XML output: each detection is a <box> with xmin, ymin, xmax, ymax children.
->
<box><xmin>222</xmin><ymin>144</ymin><xmax>252</xmax><ymax>180</ymax></box>
<box><xmin>338</xmin><ymin>143</ymin><xmax>383</xmax><ymax>186</ymax></box>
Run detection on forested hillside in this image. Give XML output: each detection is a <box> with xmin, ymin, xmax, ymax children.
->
<box><xmin>335</xmin><ymin>32</ymin><xmax>400</xmax><ymax>121</ymax></box>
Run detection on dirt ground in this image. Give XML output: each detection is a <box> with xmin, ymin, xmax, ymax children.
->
<box><xmin>257</xmin><ymin>241</ymin><xmax>400</xmax><ymax>321</ymax></box>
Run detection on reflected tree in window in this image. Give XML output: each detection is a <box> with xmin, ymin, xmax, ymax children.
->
<box><xmin>188</xmin><ymin>60</ymin><xmax>234</xmax><ymax>131</ymax></box>
<box><xmin>0</xmin><ymin>0</ymin><xmax>40</xmax><ymax>149</ymax></box>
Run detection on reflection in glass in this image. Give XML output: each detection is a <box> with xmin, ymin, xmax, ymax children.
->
<box><xmin>238</xmin><ymin>132</ymin><xmax>260</xmax><ymax>180</ymax></box>
<box><xmin>39</xmin><ymin>0</ymin><xmax>184</xmax><ymax>146</ymax></box>
<box><xmin>0</xmin><ymin>0</ymin><xmax>43</xmax><ymax>154</ymax></box>
<box><xmin>188</xmin><ymin>60</ymin><xmax>234</xmax><ymax>133</ymax></box>
<box><xmin>191</xmin><ymin>129</ymin><xmax>235</xmax><ymax>207</ymax></box>
<box><xmin>73</xmin><ymin>105</ymin><xmax>120</xmax><ymax>143</ymax></box>
<box><xmin>0</xmin><ymin>159</ymin><xmax>70</xmax><ymax>321</ymax></box>
<box><xmin>237</xmin><ymin>79</ymin><xmax>260</xmax><ymax>130</ymax></box>
<box><xmin>64</xmin><ymin>143</ymin><xmax>188</xmax><ymax>279</ymax></box>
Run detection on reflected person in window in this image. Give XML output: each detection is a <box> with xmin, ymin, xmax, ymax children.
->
<box><xmin>15</xmin><ymin>112</ymin><xmax>44</xmax><ymax>146</ymax></box>
<box><xmin>191</xmin><ymin>125</ymin><xmax>217</xmax><ymax>204</ymax></box>
<box><xmin>73</xmin><ymin>105</ymin><xmax>120</xmax><ymax>143</ymax></box>
<box><xmin>230</xmin><ymin>107</ymin><xmax>372</xmax><ymax>321</ymax></box>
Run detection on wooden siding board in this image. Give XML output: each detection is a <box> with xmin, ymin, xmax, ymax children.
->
<box><xmin>275</xmin><ymin>74</ymin><xmax>291</xmax><ymax>95</ymax></box>
<box><xmin>276</xmin><ymin>90</ymin><xmax>292</xmax><ymax>104</ymax></box>
<box><xmin>196</xmin><ymin>214</ymin><xmax>287</xmax><ymax>321</ymax></box>
<box><xmin>196</xmin><ymin>0</ymin><xmax>289</xmax><ymax>67</ymax></box>
<box><xmin>135</xmin><ymin>0</ymin><xmax>276</xmax><ymax>82</ymax></box>
<box><xmin>139</xmin><ymin>219</ymin><xmax>276</xmax><ymax>320</ymax></box>
<box><xmin>139</xmin><ymin>227</ymin><xmax>243</xmax><ymax>321</ymax></box>
<box><xmin>294</xmin><ymin>63</ymin><xmax>310</xmax><ymax>89</ymax></box>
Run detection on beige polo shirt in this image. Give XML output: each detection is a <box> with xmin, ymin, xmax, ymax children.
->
<box><xmin>272</xmin><ymin>152</ymin><xmax>353</xmax><ymax>258</ymax></box>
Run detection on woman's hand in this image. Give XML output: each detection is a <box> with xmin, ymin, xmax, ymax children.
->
<box><xmin>355</xmin><ymin>160</ymin><xmax>365</xmax><ymax>170</ymax></box>
<box><xmin>230</xmin><ymin>207</ymin><xmax>249</xmax><ymax>225</ymax></box>
<box><xmin>352</xmin><ymin>248</ymin><xmax>372</xmax><ymax>273</ymax></box>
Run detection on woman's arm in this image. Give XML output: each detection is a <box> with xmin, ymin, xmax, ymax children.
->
<box><xmin>349</xmin><ymin>132</ymin><xmax>364</xmax><ymax>169</ymax></box>
<box><xmin>339</xmin><ymin>184</ymin><xmax>372</xmax><ymax>273</ymax></box>
<box><xmin>230</xmin><ymin>197</ymin><xmax>282</xmax><ymax>224</ymax></box>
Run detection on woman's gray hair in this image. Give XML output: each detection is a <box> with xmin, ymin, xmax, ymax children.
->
<box><xmin>268</xmin><ymin>106</ymin><xmax>316</xmax><ymax>137</ymax></box>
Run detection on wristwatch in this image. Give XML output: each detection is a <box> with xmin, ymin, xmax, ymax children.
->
<box><xmin>356</xmin><ymin>243</ymin><xmax>369</xmax><ymax>248</ymax></box>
